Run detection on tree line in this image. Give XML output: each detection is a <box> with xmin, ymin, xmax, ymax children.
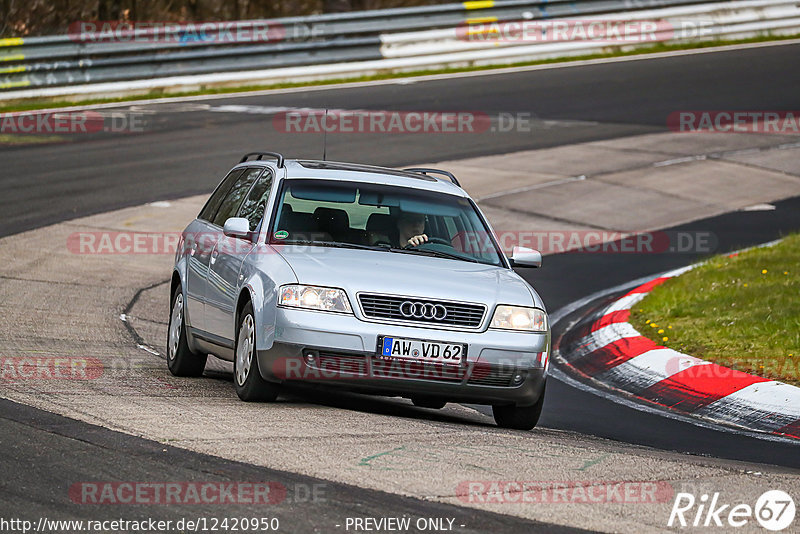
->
<box><xmin>1</xmin><ymin>0</ymin><xmax>447</xmax><ymax>37</ymax></box>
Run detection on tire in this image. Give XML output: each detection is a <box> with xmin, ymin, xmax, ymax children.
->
<box><xmin>167</xmin><ymin>286</ymin><xmax>208</xmax><ymax>377</ymax></box>
<box><xmin>234</xmin><ymin>301</ymin><xmax>279</xmax><ymax>402</ymax></box>
<box><xmin>492</xmin><ymin>383</ymin><xmax>546</xmax><ymax>430</ymax></box>
<box><xmin>411</xmin><ymin>396</ymin><xmax>447</xmax><ymax>409</ymax></box>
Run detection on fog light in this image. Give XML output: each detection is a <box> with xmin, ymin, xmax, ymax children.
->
<box><xmin>512</xmin><ymin>372</ymin><xmax>525</xmax><ymax>385</ymax></box>
<box><xmin>304</xmin><ymin>350</ymin><xmax>318</xmax><ymax>366</ymax></box>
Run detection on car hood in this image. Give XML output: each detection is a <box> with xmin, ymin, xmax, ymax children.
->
<box><xmin>272</xmin><ymin>245</ymin><xmax>543</xmax><ymax>309</ymax></box>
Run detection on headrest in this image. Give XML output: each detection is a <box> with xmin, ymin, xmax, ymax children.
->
<box><xmin>366</xmin><ymin>213</ymin><xmax>395</xmax><ymax>234</ymax></box>
<box><xmin>313</xmin><ymin>207</ymin><xmax>350</xmax><ymax>230</ymax></box>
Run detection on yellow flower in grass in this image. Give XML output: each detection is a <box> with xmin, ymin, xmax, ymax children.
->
<box><xmin>645</xmin><ymin>319</ymin><xmax>651</xmax><ymax>324</ymax></box>
<box><xmin>662</xmin><ymin>337</ymin><xmax>669</xmax><ymax>342</ymax></box>
<box><xmin>658</xmin><ymin>329</ymin><xmax>664</xmax><ymax>334</ymax></box>
<box><xmin>668</xmin><ymin>325</ymin><xmax>673</xmax><ymax>329</ymax></box>
<box><xmin>761</xmin><ymin>269</ymin><xmax>768</xmax><ymax>274</ymax></box>
<box><xmin>650</xmin><ymin>323</ymin><xmax>658</xmax><ymax>328</ymax></box>
<box><xmin>743</xmin><ymin>283</ymin><xmax>748</xmax><ymax>287</ymax></box>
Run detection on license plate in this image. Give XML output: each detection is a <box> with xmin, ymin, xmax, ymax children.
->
<box><xmin>379</xmin><ymin>336</ymin><xmax>465</xmax><ymax>365</ymax></box>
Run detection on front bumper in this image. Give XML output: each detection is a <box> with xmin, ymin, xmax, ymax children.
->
<box><xmin>256</xmin><ymin>307</ymin><xmax>550</xmax><ymax>406</ymax></box>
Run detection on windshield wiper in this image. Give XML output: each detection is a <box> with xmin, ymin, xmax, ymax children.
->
<box><xmin>390</xmin><ymin>247</ymin><xmax>480</xmax><ymax>263</ymax></box>
<box><xmin>279</xmin><ymin>240</ymin><xmax>483</xmax><ymax>263</ymax></box>
<box><xmin>281</xmin><ymin>240</ymin><xmax>390</xmax><ymax>252</ymax></box>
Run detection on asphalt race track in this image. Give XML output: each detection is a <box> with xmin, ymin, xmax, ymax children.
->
<box><xmin>1</xmin><ymin>42</ymin><xmax>799</xmax><ymax>532</ymax></box>
<box><xmin>0</xmin><ymin>398</ymin><xmax>578</xmax><ymax>533</ymax></box>
<box><xmin>3</xmin><ymin>42</ymin><xmax>800</xmax><ymax>237</ymax></box>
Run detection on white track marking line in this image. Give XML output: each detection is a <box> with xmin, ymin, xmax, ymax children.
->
<box><xmin>653</xmin><ymin>155</ymin><xmax>708</xmax><ymax>167</ymax></box>
<box><xmin>742</xmin><ymin>203</ymin><xmax>777</xmax><ymax>211</ymax></box>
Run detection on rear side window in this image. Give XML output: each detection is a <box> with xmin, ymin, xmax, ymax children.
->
<box><xmin>211</xmin><ymin>168</ymin><xmax>263</xmax><ymax>227</ymax></box>
<box><xmin>238</xmin><ymin>171</ymin><xmax>274</xmax><ymax>231</ymax></box>
<box><xmin>198</xmin><ymin>169</ymin><xmax>244</xmax><ymax>222</ymax></box>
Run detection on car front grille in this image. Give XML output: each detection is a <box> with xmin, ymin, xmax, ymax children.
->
<box><xmin>467</xmin><ymin>365</ymin><xmax>517</xmax><ymax>387</ymax></box>
<box><xmin>358</xmin><ymin>293</ymin><xmax>486</xmax><ymax>329</ymax></box>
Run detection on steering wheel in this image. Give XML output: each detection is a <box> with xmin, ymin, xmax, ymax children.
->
<box><xmin>404</xmin><ymin>236</ymin><xmax>451</xmax><ymax>248</ymax></box>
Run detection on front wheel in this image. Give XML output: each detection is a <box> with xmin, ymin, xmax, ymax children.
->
<box><xmin>234</xmin><ymin>302</ymin><xmax>279</xmax><ymax>402</ymax></box>
<box><xmin>167</xmin><ymin>287</ymin><xmax>207</xmax><ymax>377</ymax></box>
<box><xmin>492</xmin><ymin>383</ymin><xmax>546</xmax><ymax>430</ymax></box>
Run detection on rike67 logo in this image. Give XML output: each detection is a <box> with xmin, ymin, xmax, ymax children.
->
<box><xmin>668</xmin><ymin>490</ymin><xmax>795</xmax><ymax>531</ymax></box>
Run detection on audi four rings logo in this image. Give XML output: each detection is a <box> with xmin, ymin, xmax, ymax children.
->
<box><xmin>400</xmin><ymin>301</ymin><xmax>448</xmax><ymax>320</ymax></box>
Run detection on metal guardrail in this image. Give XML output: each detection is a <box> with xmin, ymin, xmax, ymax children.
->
<box><xmin>0</xmin><ymin>0</ymin><xmax>797</xmax><ymax>96</ymax></box>
<box><xmin>381</xmin><ymin>0</ymin><xmax>800</xmax><ymax>55</ymax></box>
<box><xmin>0</xmin><ymin>0</ymin><xmax>722</xmax><ymax>92</ymax></box>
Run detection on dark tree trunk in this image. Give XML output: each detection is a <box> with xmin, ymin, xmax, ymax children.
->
<box><xmin>98</xmin><ymin>0</ymin><xmax>122</xmax><ymax>19</ymax></box>
<box><xmin>323</xmin><ymin>0</ymin><xmax>352</xmax><ymax>13</ymax></box>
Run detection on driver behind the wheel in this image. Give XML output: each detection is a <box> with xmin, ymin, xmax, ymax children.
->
<box><xmin>398</xmin><ymin>211</ymin><xmax>428</xmax><ymax>247</ymax></box>
<box><xmin>369</xmin><ymin>211</ymin><xmax>428</xmax><ymax>248</ymax></box>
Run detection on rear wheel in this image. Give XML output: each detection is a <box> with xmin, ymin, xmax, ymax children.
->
<box><xmin>234</xmin><ymin>301</ymin><xmax>279</xmax><ymax>402</ymax></box>
<box><xmin>492</xmin><ymin>384</ymin><xmax>546</xmax><ymax>430</ymax></box>
<box><xmin>411</xmin><ymin>396</ymin><xmax>447</xmax><ymax>409</ymax></box>
<box><xmin>167</xmin><ymin>287</ymin><xmax>207</xmax><ymax>377</ymax></box>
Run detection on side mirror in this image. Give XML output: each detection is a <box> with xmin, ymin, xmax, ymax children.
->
<box><xmin>509</xmin><ymin>246</ymin><xmax>542</xmax><ymax>268</ymax></box>
<box><xmin>223</xmin><ymin>217</ymin><xmax>251</xmax><ymax>240</ymax></box>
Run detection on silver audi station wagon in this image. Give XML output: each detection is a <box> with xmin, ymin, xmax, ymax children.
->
<box><xmin>168</xmin><ymin>152</ymin><xmax>550</xmax><ymax>429</ymax></box>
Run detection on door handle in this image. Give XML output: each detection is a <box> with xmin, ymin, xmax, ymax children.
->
<box><xmin>210</xmin><ymin>249</ymin><xmax>218</xmax><ymax>265</ymax></box>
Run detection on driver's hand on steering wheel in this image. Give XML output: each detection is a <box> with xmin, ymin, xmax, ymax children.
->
<box><xmin>406</xmin><ymin>234</ymin><xmax>428</xmax><ymax>247</ymax></box>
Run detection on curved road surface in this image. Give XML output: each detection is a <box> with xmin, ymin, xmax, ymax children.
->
<box><xmin>1</xmin><ymin>42</ymin><xmax>799</xmax><ymax>532</ymax></box>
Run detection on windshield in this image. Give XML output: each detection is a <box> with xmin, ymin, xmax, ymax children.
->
<box><xmin>269</xmin><ymin>179</ymin><xmax>504</xmax><ymax>267</ymax></box>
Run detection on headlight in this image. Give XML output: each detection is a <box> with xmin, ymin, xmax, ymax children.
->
<box><xmin>279</xmin><ymin>285</ymin><xmax>352</xmax><ymax>314</ymax></box>
<box><xmin>490</xmin><ymin>305</ymin><xmax>547</xmax><ymax>332</ymax></box>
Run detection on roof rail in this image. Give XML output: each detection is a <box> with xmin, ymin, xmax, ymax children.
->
<box><xmin>404</xmin><ymin>167</ymin><xmax>460</xmax><ymax>187</ymax></box>
<box><xmin>240</xmin><ymin>152</ymin><xmax>285</xmax><ymax>167</ymax></box>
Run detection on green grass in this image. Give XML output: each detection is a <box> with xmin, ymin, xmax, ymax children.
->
<box><xmin>0</xmin><ymin>134</ymin><xmax>65</xmax><ymax>144</ymax></box>
<box><xmin>1</xmin><ymin>33</ymin><xmax>798</xmax><ymax>113</ymax></box>
<box><xmin>630</xmin><ymin>234</ymin><xmax>800</xmax><ymax>386</ymax></box>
